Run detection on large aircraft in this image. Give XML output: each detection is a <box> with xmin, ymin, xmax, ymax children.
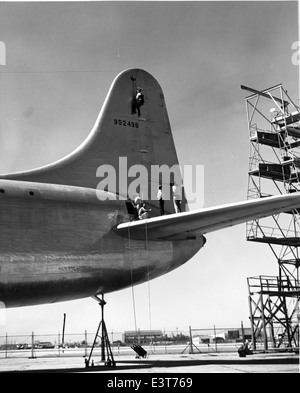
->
<box><xmin>0</xmin><ymin>68</ymin><xmax>300</xmax><ymax>309</ymax></box>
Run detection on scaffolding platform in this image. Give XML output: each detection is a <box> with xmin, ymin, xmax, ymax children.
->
<box><xmin>251</xmin><ymin>131</ymin><xmax>284</xmax><ymax>148</ymax></box>
<box><xmin>247</xmin><ymin>275</ymin><xmax>300</xmax><ymax>351</ymax></box>
<box><xmin>283</xmin><ymin>126</ymin><xmax>300</xmax><ymax>139</ymax></box>
<box><xmin>251</xmin><ymin>129</ymin><xmax>300</xmax><ymax>150</ymax></box>
<box><xmin>272</xmin><ymin>110</ymin><xmax>300</xmax><ymax>127</ymax></box>
<box><xmin>257</xmin><ymin>290</ymin><xmax>300</xmax><ymax>297</ymax></box>
<box><xmin>249</xmin><ymin>163</ymin><xmax>299</xmax><ymax>182</ymax></box>
<box><xmin>243</xmin><ymin>83</ymin><xmax>300</xmax><ymax>352</ymax></box>
<box><xmin>247</xmin><ymin>236</ymin><xmax>300</xmax><ymax>247</ymax></box>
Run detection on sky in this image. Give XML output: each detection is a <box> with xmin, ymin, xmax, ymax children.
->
<box><xmin>0</xmin><ymin>1</ymin><xmax>299</xmax><ymax>340</ymax></box>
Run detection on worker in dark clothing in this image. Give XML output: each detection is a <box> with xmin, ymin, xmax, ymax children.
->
<box><xmin>136</xmin><ymin>88</ymin><xmax>144</xmax><ymax>117</ymax></box>
<box><xmin>125</xmin><ymin>197</ymin><xmax>138</xmax><ymax>221</ymax></box>
<box><xmin>237</xmin><ymin>340</ymin><xmax>253</xmax><ymax>357</ymax></box>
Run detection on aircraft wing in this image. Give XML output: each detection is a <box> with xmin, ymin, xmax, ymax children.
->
<box><xmin>116</xmin><ymin>193</ymin><xmax>300</xmax><ymax>240</ymax></box>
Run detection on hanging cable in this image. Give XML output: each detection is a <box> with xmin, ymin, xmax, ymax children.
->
<box><xmin>145</xmin><ymin>219</ymin><xmax>155</xmax><ymax>353</ymax></box>
<box><xmin>145</xmin><ymin>220</ymin><xmax>152</xmax><ymax>331</ymax></box>
<box><xmin>127</xmin><ymin>224</ymin><xmax>138</xmax><ymax>337</ymax></box>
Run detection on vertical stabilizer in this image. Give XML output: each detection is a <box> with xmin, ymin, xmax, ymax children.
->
<box><xmin>1</xmin><ymin>69</ymin><xmax>184</xmax><ymax>212</ymax></box>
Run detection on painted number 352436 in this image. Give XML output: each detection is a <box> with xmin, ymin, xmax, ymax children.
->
<box><xmin>113</xmin><ymin>119</ymin><xmax>139</xmax><ymax>128</ymax></box>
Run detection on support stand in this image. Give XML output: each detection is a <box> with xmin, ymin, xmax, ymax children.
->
<box><xmin>86</xmin><ymin>294</ymin><xmax>116</xmax><ymax>368</ymax></box>
<box><xmin>181</xmin><ymin>342</ymin><xmax>202</xmax><ymax>354</ymax></box>
<box><xmin>182</xmin><ymin>326</ymin><xmax>202</xmax><ymax>354</ymax></box>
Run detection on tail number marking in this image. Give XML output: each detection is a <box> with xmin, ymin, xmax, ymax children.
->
<box><xmin>114</xmin><ymin>119</ymin><xmax>139</xmax><ymax>128</ymax></box>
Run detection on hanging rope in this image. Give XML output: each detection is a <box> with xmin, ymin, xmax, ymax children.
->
<box><xmin>127</xmin><ymin>224</ymin><xmax>138</xmax><ymax>337</ymax></box>
<box><xmin>145</xmin><ymin>219</ymin><xmax>156</xmax><ymax>353</ymax></box>
<box><xmin>145</xmin><ymin>220</ymin><xmax>152</xmax><ymax>331</ymax></box>
<box><xmin>127</xmin><ymin>218</ymin><xmax>153</xmax><ymax>350</ymax></box>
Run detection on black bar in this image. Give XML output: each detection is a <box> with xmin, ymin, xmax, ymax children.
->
<box><xmin>241</xmin><ymin>85</ymin><xmax>289</xmax><ymax>107</ymax></box>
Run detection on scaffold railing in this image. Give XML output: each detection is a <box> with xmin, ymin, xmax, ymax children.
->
<box><xmin>248</xmin><ymin>275</ymin><xmax>300</xmax><ymax>295</ymax></box>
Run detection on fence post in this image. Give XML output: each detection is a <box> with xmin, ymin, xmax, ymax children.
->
<box><xmin>214</xmin><ymin>325</ymin><xmax>217</xmax><ymax>352</ymax></box>
<box><xmin>58</xmin><ymin>332</ymin><xmax>61</xmax><ymax>357</ymax></box>
<box><xmin>189</xmin><ymin>326</ymin><xmax>193</xmax><ymax>354</ymax></box>
<box><xmin>84</xmin><ymin>330</ymin><xmax>88</xmax><ymax>357</ymax></box>
<box><xmin>5</xmin><ymin>333</ymin><xmax>8</xmax><ymax>359</ymax></box>
<box><xmin>29</xmin><ymin>332</ymin><xmax>36</xmax><ymax>359</ymax></box>
<box><xmin>241</xmin><ymin>321</ymin><xmax>245</xmax><ymax>342</ymax></box>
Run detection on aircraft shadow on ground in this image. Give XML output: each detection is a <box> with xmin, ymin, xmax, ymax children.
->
<box><xmin>2</xmin><ymin>355</ymin><xmax>299</xmax><ymax>373</ymax></box>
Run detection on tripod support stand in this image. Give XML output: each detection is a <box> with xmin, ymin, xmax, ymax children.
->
<box><xmin>86</xmin><ymin>294</ymin><xmax>116</xmax><ymax>368</ymax></box>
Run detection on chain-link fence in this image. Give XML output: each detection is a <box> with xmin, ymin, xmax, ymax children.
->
<box><xmin>0</xmin><ymin>326</ymin><xmax>254</xmax><ymax>359</ymax></box>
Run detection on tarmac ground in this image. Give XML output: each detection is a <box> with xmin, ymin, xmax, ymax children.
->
<box><xmin>0</xmin><ymin>351</ymin><xmax>298</xmax><ymax>373</ymax></box>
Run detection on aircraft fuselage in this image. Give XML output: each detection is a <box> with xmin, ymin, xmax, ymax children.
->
<box><xmin>0</xmin><ymin>179</ymin><xmax>204</xmax><ymax>307</ymax></box>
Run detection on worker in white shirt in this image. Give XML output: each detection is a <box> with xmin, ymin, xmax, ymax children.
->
<box><xmin>138</xmin><ymin>203</ymin><xmax>151</xmax><ymax>220</ymax></box>
<box><xmin>172</xmin><ymin>183</ymin><xmax>182</xmax><ymax>213</ymax></box>
<box><xmin>157</xmin><ymin>185</ymin><xmax>165</xmax><ymax>215</ymax></box>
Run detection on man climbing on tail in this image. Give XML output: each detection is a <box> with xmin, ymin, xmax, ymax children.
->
<box><xmin>135</xmin><ymin>88</ymin><xmax>144</xmax><ymax>117</ymax></box>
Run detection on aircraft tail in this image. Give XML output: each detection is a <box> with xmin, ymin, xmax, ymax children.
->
<box><xmin>0</xmin><ymin>69</ymin><xmax>185</xmax><ymax>212</ymax></box>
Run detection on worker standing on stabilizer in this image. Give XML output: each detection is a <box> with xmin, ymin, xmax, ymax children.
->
<box><xmin>172</xmin><ymin>183</ymin><xmax>182</xmax><ymax>213</ymax></box>
<box><xmin>157</xmin><ymin>185</ymin><xmax>165</xmax><ymax>215</ymax></box>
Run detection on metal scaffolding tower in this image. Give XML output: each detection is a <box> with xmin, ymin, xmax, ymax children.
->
<box><xmin>243</xmin><ymin>84</ymin><xmax>300</xmax><ymax>351</ymax></box>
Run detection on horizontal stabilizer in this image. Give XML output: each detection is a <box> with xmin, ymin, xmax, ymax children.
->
<box><xmin>116</xmin><ymin>193</ymin><xmax>300</xmax><ymax>241</ymax></box>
